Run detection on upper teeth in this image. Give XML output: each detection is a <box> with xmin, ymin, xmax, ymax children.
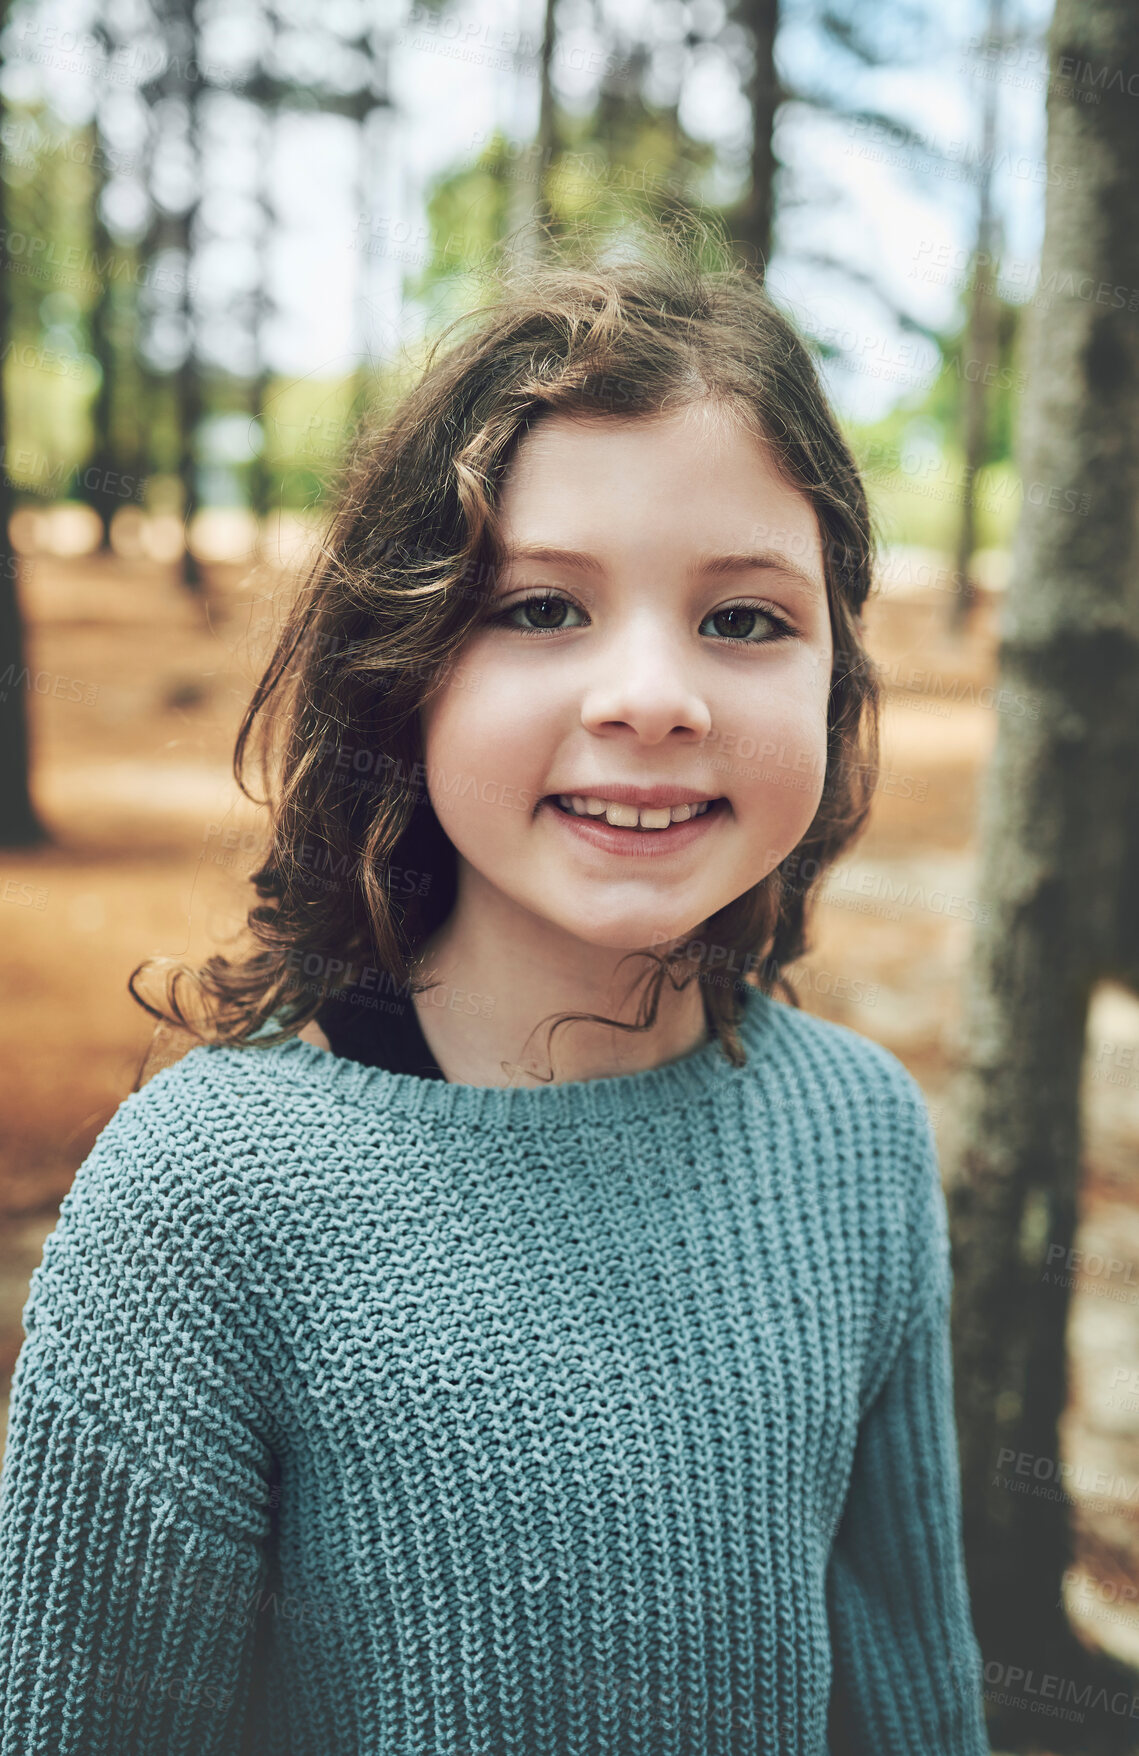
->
<box><xmin>556</xmin><ymin>795</ymin><xmax>714</xmax><ymax>829</ymax></box>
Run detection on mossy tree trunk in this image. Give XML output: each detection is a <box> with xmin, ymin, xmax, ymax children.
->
<box><xmin>946</xmin><ymin>0</ymin><xmax>1139</xmax><ymax>1747</ymax></box>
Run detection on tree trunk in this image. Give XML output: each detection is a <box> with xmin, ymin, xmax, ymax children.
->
<box><xmin>532</xmin><ymin>0</ymin><xmax>557</xmax><ymax>246</ymax></box>
<box><xmin>507</xmin><ymin>0</ymin><xmax>557</xmax><ymax>261</ymax></box>
<box><xmin>175</xmin><ymin>112</ymin><xmax>203</xmax><ymax>592</ymax></box>
<box><xmin>950</xmin><ymin>0</ymin><xmax>1006</xmax><ymax>633</ymax></box>
<box><xmin>946</xmin><ymin>0</ymin><xmax>1139</xmax><ymax>1747</ymax></box>
<box><xmin>730</xmin><ymin>0</ymin><xmax>778</xmax><ymax>275</ymax></box>
<box><xmin>157</xmin><ymin>0</ymin><xmax>204</xmax><ymax>591</ymax></box>
<box><xmin>0</xmin><ymin>573</ymin><xmax>47</xmax><ymax>847</ymax></box>
<box><xmin>249</xmin><ymin>99</ymin><xmax>274</xmax><ymax>528</ymax></box>
<box><xmin>83</xmin><ymin>110</ymin><xmax>118</xmax><ymax>552</ymax></box>
<box><xmin>0</xmin><ymin>0</ymin><xmax>47</xmax><ymax>849</ymax></box>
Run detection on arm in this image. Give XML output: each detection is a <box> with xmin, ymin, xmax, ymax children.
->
<box><xmin>825</xmin><ymin>1087</ymin><xmax>991</xmax><ymax>1756</ymax></box>
<box><xmin>0</xmin><ymin>1082</ymin><xmax>275</xmax><ymax>1754</ymax></box>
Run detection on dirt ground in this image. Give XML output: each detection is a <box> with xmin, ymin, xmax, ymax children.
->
<box><xmin>1</xmin><ymin>539</ymin><xmax>1138</xmax><ymax>1725</ymax></box>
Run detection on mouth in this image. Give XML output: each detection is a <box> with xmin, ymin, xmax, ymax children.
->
<box><xmin>552</xmin><ymin>793</ymin><xmax>720</xmax><ymax>828</ymax></box>
<box><xmin>539</xmin><ymin>793</ymin><xmax>729</xmax><ymax>857</ymax></box>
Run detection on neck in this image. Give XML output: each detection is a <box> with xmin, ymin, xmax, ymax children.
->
<box><xmin>410</xmin><ymin>884</ymin><xmax>710</xmax><ymax>1089</ymax></box>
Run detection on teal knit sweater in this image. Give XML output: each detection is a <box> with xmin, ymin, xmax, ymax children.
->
<box><xmin>0</xmin><ymin>987</ymin><xmax>990</xmax><ymax>1754</ymax></box>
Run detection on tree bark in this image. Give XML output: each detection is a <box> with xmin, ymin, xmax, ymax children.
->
<box><xmin>0</xmin><ymin>0</ymin><xmax>47</xmax><ymax>849</ymax></box>
<box><xmin>950</xmin><ymin>0</ymin><xmax>1006</xmax><ymax>633</ymax></box>
<box><xmin>250</xmin><ymin>99</ymin><xmax>275</xmax><ymax>528</ymax></box>
<box><xmin>946</xmin><ymin>0</ymin><xmax>1139</xmax><ymax>1746</ymax></box>
<box><xmin>729</xmin><ymin>0</ymin><xmax>778</xmax><ymax>275</ymax></box>
<box><xmin>174</xmin><ymin>0</ymin><xmax>203</xmax><ymax>591</ymax></box>
<box><xmin>0</xmin><ymin>574</ymin><xmax>46</xmax><ymax>847</ymax></box>
<box><xmin>139</xmin><ymin>0</ymin><xmax>205</xmax><ymax>590</ymax></box>
<box><xmin>507</xmin><ymin>0</ymin><xmax>558</xmax><ymax>261</ymax></box>
<box><xmin>83</xmin><ymin>109</ymin><xmax>118</xmax><ymax>551</ymax></box>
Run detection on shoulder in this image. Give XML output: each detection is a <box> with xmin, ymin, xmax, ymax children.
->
<box><xmin>128</xmin><ymin>1015</ymin><xmax>314</xmax><ymax>1131</ymax></box>
<box><xmin>27</xmin><ymin>1039</ymin><xmax>280</xmax><ymax>1349</ymax></box>
<box><xmin>86</xmin><ymin>1028</ymin><xmax>339</xmax><ymax>1250</ymax></box>
<box><xmin>135</xmin><ymin>1017</ymin><xmax>201</xmax><ymax>1088</ymax></box>
<box><xmin>751</xmin><ymin>994</ymin><xmax>944</xmax><ymax>1270</ymax></box>
<box><xmin>752</xmin><ymin>990</ymin><xmax>932</xmax><ymax>1127</ymax></box>
<box><xmin>753</xmin><ymin>1000</ymin><xmax>950</xmax><ymax>1392</ymax></box>
<box><xmin>15</xmin><ymin>1043</ymin><xmax>286</xmax><ymax>1514</ymax></box>
<box><xmin>135</xmin><ymin>1012</ymin><xmax>328</xmax><ymax>1090</ymax></box>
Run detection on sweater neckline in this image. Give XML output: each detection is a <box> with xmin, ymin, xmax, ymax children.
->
<box><xmin>257</xmin><ymin>983</ymin><xmax>774</xmax><ymax>1126</ymax></box>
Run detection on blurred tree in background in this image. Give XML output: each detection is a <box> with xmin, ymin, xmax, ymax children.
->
<box><xmin>947</xmin><ymin>0</ymin><xmax>1139</xmax><ymax>1743</ymax></box>
<box><xmin>0</xmin><ymin>0</ymin><xmax>44</xmax><ymax>849</ymax></box>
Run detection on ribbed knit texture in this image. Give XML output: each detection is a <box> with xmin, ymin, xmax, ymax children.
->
<box><xmin>0</xmin><ymin>988</ymin><xmax>990</xmax><ymax>1755</ymax></box>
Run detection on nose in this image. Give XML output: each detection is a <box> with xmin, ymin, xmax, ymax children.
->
<box><xmin>578</xmin><ymin>618</ymin><xmax>713</xmax><ymax>745</ymax></box>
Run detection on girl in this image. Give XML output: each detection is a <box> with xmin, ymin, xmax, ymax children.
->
<box><xmin>0</xmin><ymin>238</ymin><xmax>991</xmax><ymax>1754</ymax></box>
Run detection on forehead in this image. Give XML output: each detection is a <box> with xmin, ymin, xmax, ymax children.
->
<box><xmin>498</xmin><ymin>406</ymin><xmax>823</xmax><ymax>567</ymax></box>
<box><xmin>506</xmin><ymin>400</ymin><xmax>766</xmax><ymax>470</ymax></box>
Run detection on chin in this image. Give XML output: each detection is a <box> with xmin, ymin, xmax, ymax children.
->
<box><xmin>555</xmin><ymin>907</ymin><xmax>713</xmax><ymax>959</ymax></box>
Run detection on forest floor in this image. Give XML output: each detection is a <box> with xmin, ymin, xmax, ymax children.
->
<box><xmin>1</xmin><ymin>541</ymin><xmax>1138</xmax><ymax>1736</ymax></box>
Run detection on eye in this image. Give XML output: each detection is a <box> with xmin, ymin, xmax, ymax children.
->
<box><xmin>700</xmin><ymin>600</ymin><xmax>797</xmax><ymax>645</ymax></box>
<box><xmin>489</xmin><ymin>591</ymin><xmax>586</xmax><ymax>636</ymax></box>
<box><xmin>487</xmin><ymin>591</ymin><xmax>798</xmax><ymax>644</ymax></box>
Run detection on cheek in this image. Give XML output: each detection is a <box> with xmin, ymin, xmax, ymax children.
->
<box><xmin>717</xmin><ymin>657</ymin><xmax>829</xmax><ymax>780</ymax></box>
<box><xmin>422</xmin><ymin>658</ymin><xmax>550</xmax><ymax>788</ymax></box>
<box><xmin>419</xmin><ymin>664</ymin><xmax>551</xmax><ymax>852</ymax></box>
<box><xmin>720</xmin><ymin>677</ymin><xmax>830</xmax><ymax>852</ymax></box>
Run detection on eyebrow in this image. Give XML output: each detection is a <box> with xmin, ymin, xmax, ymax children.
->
<box><xmin>499</xmin><ymin>543</ymin><xmax>824</xmax><ymax>596</ymax></box>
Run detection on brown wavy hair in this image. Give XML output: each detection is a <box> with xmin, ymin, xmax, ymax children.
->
<box><xmin>130</xmin><ymin>225</ymin><xmax>882</xmax><ymax>1080</ymax></box>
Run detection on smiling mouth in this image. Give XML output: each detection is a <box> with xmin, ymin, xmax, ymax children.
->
<box><xmin>546</xmin><ymin>795</ymin><xmax>727</xmax><ymax>832</ymax></box>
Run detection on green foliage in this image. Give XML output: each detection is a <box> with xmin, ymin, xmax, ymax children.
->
<box><xmin>909</xmin><ymin>297</ymin><xmax>1024</xmax><ymax>469</ymax></box>
<box><xmin>1</xmin><ymin>102</ymin><xmax>101</xmax><ymax>492</ymax></box>
<box><xmin>837</xmin><ymin>295</ymin><xmax>1027</xmax><ymax>551</ymax></box>
<box><xmin>257</xmin><ymin>374</ymin><xmax>371</xmax><ymax>510</ymax></box>
<box><xmin>846</xmin><ymin>423</ymin><xmax>1022</xmax><ymax>552</ymax></box>
<box><xmin>400</xmin><ymin>86</ymin><xmax>1031</xmax><ymax>560</ymax></box>
<box><xmin>402</xmin><ymin>101</ymin><xmax>720</xmax><ymax>322</ymax></box>
<box><xmin>0</xmin><ymin>84</ymin><xmax>1031</xmax><ymax>549</ymax></box>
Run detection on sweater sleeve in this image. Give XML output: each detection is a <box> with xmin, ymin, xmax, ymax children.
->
<box><xmin>0</xmin><ymin>1078</ymin><xmax>276</xmax><ymax>1755</ymax></box>
<box><xmin>824</xmin><ymin>1080</ymin><xmax>991</xmax><ymax>1756</ymax></box>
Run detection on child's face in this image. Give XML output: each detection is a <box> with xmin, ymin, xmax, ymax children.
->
<box><xmin>419</xmin><ymin>403</ymin><xmax>834</xmax><ymax>959</ymax></box>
